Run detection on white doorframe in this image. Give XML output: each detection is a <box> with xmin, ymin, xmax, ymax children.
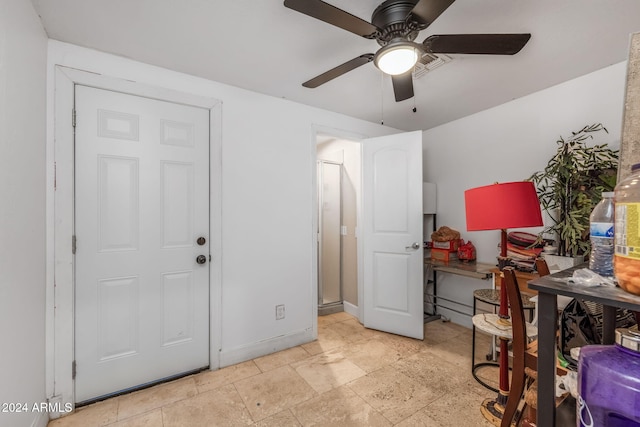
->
<box><xmin>48</xmin><ymin>66</ymin><xmax>222</xmax><ymax>414</ymax></box>
<box><xmin>311</xmin><ymin>125</ymin><xmax>367</xmax><ymax>325</ymax></box>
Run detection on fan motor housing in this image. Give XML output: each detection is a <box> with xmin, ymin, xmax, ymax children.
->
<box><xmin>371</xmin><ymin>0</ymin><xmax>427</xmax><ymax>45</ymax></box>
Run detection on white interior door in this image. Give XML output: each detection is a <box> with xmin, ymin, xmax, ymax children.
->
<box><xmin>362</xmin><ymin>131</ymin><xmax>423</xmax><ymax>339</ymax></box>
<box><xmin>74</xmin><ymin>85</ymin><xmax>210</xmax><ymax>403</ymax></box>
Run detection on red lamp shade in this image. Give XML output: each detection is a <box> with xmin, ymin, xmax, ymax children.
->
<box><xmin>464</xmin><ymin>181</ymin><xmax>542</xmax><ymax>231</ymax></box>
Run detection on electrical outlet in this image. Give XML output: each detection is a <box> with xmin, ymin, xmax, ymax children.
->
<box><xmin>276</xmin><ymin>304</ymin><xmax>285</xmax><ymax>320</ymax></box>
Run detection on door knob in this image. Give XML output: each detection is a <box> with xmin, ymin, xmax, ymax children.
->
<box><xmin>196</xmin><ymin>255</ymin><xmax>207</xmax><ymax>264</ymax></box>
<box><xmin>405</xmin><ymin>242</ymin><xmax>421</xmax><ymax>250</ymax></box>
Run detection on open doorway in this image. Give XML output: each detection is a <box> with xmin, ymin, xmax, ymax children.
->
<box><xmin>313</xmin><ymin>129</ymin><xmax>424</xmax><ymax>338</ymax></box>
<box><xmin>316</xmin><ymin>134</ymin><xmax>361</xmax><ymax>318</ymax></box>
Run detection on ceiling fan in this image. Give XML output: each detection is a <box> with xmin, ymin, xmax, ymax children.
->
<box><xmin>283</xmin><ymin>0</ymin><xmax>531</xmax><ymax>102</ymax></box>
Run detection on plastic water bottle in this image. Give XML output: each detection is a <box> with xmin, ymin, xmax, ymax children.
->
<box><xmin>589</xmin><ymin>191</ymin><xmax>614</xmax><ymax>276</ymax></box>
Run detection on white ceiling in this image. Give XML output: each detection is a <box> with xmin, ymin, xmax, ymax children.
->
<box><xmin>30</xmin><ymin>0</ymin><xmax>640</xmax><ymax>131</ymax></box>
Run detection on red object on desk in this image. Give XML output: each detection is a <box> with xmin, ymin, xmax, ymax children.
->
<box><xmin>464</xmin><ymin>181</ymin><xmax>543</xmax><ymax>424</ymax></box>
<box><xmin>457</xmin><ymin>240</ymin><xmax>476</xmax><ymax>261</ymax></box>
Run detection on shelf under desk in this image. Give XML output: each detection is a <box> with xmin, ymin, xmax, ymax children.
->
<box><xmin>424</xmin><ymin>257</ymin><xmax>495</xmax><ymax>319</ymax></box>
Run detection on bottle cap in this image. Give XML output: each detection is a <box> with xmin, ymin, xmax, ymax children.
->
<box><xmin>615</xmin><ymin>326</ymin><xmax>640</xmax><ymax>353</ymax></box>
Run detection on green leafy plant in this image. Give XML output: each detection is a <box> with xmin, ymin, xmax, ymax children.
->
<box><xmin>529</xmin><ymin>123</ymin><xmax>619</xmax><ymax>257</ymax></box>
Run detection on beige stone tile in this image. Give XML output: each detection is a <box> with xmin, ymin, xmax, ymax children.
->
<box><xmin>341</xmin><ymin>339</ymin><xmax>401</xmax><ymax>373</ymax></box>
<box><xmin>234</xmin><ymin>365</ymin><xmax>317</xmax><ymax>421</ymax></box>
<box><xmin>317</xmin><ymin>312</ymin><xmax>354</xmax><ymax>327</ymax></box>
<box><xmin>394</xmin><ymin>410</ymin><xmax>440</xmax><ymax>426</ymax></box>
<box><xmin>253</xmin><ymin>346</ymin><xmax>311</xmax><ymax>372</ymax></box>
<box><xmin>326</xmin><ymin>318</ymin><xmax>367</xmax><ymax>337</ymax></box>
<box><xmin>423</xmin><ymin>320</ymin><xmax>470</xmax><ymax>345</ymax></box>
<box><xmin>291</xmin><ymin>386</ymin><xmax>391</xmax><ymax>427</ymax></box>
<box><xmin>110</xmin><ymin>409</ymin><xmax>162</xmax><ymax>427</ymax></box>
<box><xmin>291</xmin><ymin>349</ymin><xmax>367</xmax><ymax>394</ymax></box>
<box><xmin>301</xmin><ymin>327</ymin><xmax>350</xmax><ymax>355</ymax></box>
<box><xmin>46</xmin><ymin>317</ymin><xmax>500</xmax><ymax>427</ymax></box>
<box><xmin>329</xmin><ymin>312</ymin><xmax>356</xmax><ymax>322</ymax></box>
<box><xmin>347</xmin><ymin>365</ymin><xmax>433</xmax><ymax>424</ymax></box>
<box><xmin>412</xmin><ymin>388</ymin><xmax>495</xmax><ymax>427</ymax></box>
<box><xmin>162</xmin><ymin>384</ymin><xmax>253</xmax><ymax>427</ymax></box>
<box><xmin>423</xmin><ymin>335</ymin><xmax>474</xmax><ymax>370</ymax></box>
<box><xmin>317</xmin><ymin>315</ymin><xmax>337</xmax><ymax>328</ymax></box>
<box><xmin>253</xmin><ymin>409</ymin><xmax>302</xmax><ymax>427</ymax></box>
<box><xmin>372</xmin><ymin>332</ymin><xmax>424</xmax><ymax>358</ymax></box>
<box><xmin>394</xmin><ymin>350</ymin><xmax>465</xmax><ymax>392</ymax></box>
<box><xmin>117</xmin><ymin>376</ymin><xmax>197</xmax><ymax>420</ymax></box>
<box><xmin>420</xmin><ymin>330</ymin><xmax>506</xmax><ymax>397</ymax></box>
<box><xmin>194</xmin><ymin>360</ymin><xmax>261</xmax><ymax>393</ymax></box>
<box><xmin>47</xmin><ymin>399</ymin><xmax>118</xmax><ymax>427</ymax></box>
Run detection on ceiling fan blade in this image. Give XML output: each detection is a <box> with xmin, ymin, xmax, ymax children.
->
<box><xmin>423</xmin><ymin>34</ymin><xmax>531</xmax><ymax>55</ymax></box>
<box><xmin>409</xmin><ymin>0</ymin><xmax>455</xmax><ymax>27</ymax></box>
<box><xmin>284</xmin><ymin>0</ymin><xmax>379</xmax><ymax>38</ymax></box>
<box><xmin>302</xmin><ymin>54</ymin><xmax>374</xmax><ymax>88</ymax></box>
<box><xmin>391</xmin><ymin>72</ymin><xmax>414</xmax><ymax>102</ymax></box>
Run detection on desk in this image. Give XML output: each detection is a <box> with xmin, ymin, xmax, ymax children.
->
<box><xmin>528</xmin><ymin>264</ymin><xmax>640</xmax><ymax>427</ymax></box>
<box><xmin>425</xmin><ymin>258</ymin><xmax>494</xmax><ymax>280</ymax></box>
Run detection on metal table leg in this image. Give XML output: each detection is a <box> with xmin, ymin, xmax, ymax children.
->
<box><xmin>537</xmin><ymin>291</ymin><xmax>557</xmax><ymax>427</ymax></box>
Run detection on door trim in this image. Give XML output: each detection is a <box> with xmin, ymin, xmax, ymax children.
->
<box><xmin>49</xmin><ymin>66</ymin><xmax>222</xmax><ymax>413</ymax></box>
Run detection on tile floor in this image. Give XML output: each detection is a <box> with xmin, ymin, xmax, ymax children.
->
<box><xmin>48</xmin><ymin>313</ymin><xmax>501</xmax><ymax>426</ymax></box>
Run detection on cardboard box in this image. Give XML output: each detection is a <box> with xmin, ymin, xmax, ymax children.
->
<box><xmin>432</xmin><ymin>239</ymin><xmax>461</xmax><ymax>252</ymax></box>
<box><xmin>431</xmin><ymin>248</ymin><xmax>458</xmax><ymax>262</ymax></box>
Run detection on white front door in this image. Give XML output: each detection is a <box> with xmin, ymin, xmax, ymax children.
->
<box><xmin>362</xmin><ymin>131</ymin><xmax>423</xmax><ymax>339</ymax></box>
<box><xmin>74</xmin><ymin>85</ymin><xmax>210</xmax><ymax>403</ymax></box>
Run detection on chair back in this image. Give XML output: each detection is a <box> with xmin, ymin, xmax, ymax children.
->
<box><xmin>535</xmin><ymin>257</ymin><xmax>550</xmax><ymax>277</ymax></box>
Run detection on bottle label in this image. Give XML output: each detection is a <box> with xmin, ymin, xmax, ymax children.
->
<box><xmin>590</xmin><ymin>222</ymin><xmax>614</xmax><ymax>238</ymax></box>
<box><xmin>615</xmin><ymin>203</ymin><xmax>640</xmax><ymax>259</ymax></box>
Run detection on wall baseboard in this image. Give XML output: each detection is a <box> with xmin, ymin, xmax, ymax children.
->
<box><xmin>219</xmin><ymin>328</ymin><xmax>314</xmax><ymax>368</ymax></box>
<box><xmin>32</xmin><ymin>410</ymin><xmax>49</xmax><ymax>427</ymax></box>
<box><xmin>343</xmin><ymin>301</ymin><xmax>359</xmax><ymax>318</ymax></box>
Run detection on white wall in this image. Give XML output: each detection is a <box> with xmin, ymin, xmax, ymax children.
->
<box><xmin>423</xmin><ymin>62</ymin><xmax>627</xmax><ymax>327</ymax></box>
<box><xmin>0</xmin><ymin>0</ymin><xmax>48</xmax><ymax>426</ymax></box>
<box><xmin>46</xmin><ymin>41</ymin><xmax>397</xmax><ymax>372</ymax></box>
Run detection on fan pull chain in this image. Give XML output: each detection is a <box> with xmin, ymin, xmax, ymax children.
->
<box><xmin>412</xmin><ymin>79</ymin><xmax>417</xmax><ymax>113</ymax></box>
<box><xmin>380</xmin><ymin>72</ymin><xmax>385</xmax><ymax>125</ymax></box>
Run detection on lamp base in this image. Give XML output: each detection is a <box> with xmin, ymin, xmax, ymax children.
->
<box><xmin>480</xmin><ymin>392</ymin><xmax>508</xmax><ymax>426</ymax></box>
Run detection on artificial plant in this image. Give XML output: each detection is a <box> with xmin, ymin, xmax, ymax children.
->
<box><xmin>529</xmin><ymin>123</ymin><xmax>619</xmax><ymax>257</ymax></box>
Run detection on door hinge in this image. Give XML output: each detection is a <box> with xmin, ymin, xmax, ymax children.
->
<box><xmin>72</xmin><ymin>235</ymin><xmax>77</xmax><ymax>254</ymax></box>
<box><xmin>72</xmin><ymin>109</ymin><xmax>77</xmax><ymax>128</ymax></box>
<box><xmin>72</xmin><ymin>360</ymin><xmax>76</xmax><ymax>380</ymax></box>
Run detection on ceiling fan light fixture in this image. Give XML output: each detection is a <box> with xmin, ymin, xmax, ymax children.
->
<box><xmin>374</xmin><ymin>40</ymin><xmax>419</xmax><ymax>75</ymax></box>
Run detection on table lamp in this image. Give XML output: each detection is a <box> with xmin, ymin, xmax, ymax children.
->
<box><xmin>464</xmin><ymin>181</ymin><xmax>542</xmax><ymax>424</ymax></box>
